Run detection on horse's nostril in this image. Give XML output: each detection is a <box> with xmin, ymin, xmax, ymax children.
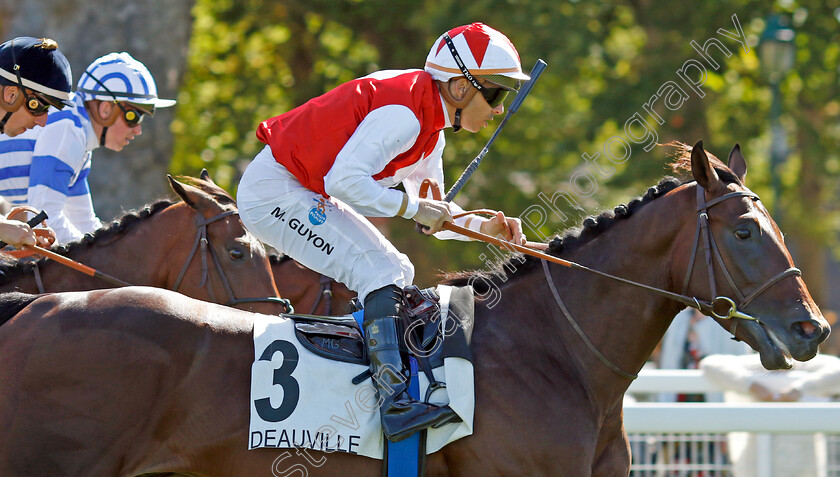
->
<box><xmin>792</xmin><ymin>320</ymin><xmax>818</xmax><ymax>339</ymax></box>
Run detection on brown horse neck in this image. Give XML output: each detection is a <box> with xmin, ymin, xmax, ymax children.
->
<box><xmin>472</xmin><ymin>186</ymin><xmax>694</xmax><ymax>404</ymax></box>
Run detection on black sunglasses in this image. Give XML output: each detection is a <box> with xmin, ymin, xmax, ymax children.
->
<box><xmin>479</xmin><ymin>86</ymin><xmax>509</xmax><ymax>108</ymax></box>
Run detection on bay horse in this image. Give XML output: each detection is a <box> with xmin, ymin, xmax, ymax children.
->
<box><xmin>269</xmin><ymin>254</ymin><xmax>356</xmax><ymax>315</ymax></box>
<box><xmin>0</xmin><ymin>170</ymin><xmax>284</xmax><ymax>314</ymax></box>
<box><xmin>0</xmin><ymin>141</ymin><xmax>828</xmax><ymax>476</ymax></box>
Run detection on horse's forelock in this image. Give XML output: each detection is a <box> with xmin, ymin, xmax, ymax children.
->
<box><xmin>663</xmin><ymin>141</ymin><xmax>742</xmax><ymax>185</ymax></box>
<box><xmin>175</xmin><ymin>175</ymin><xmax>237</xmax><ymax>207</ymax></box>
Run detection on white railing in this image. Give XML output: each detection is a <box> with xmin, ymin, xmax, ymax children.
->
<box><xmin>624</xmin><ymin>369</ymin><xmax>840</xmax><ymax>476</ymax></box>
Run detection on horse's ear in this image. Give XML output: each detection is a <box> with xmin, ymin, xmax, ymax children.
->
<box><xmin>168</xmin><ymin>174</ymin><xmax>211</xmax><ymax>211</ymax></box>
<box><xmin>199</xmin><ymin>168</ymin><xmax>216</xmax><ymax>185</ymax></box>
<box><xmin>727</xmin><ymin>143</ymin><xmax>747</xmax><ymax>183</ymax></box>
<box><xmin>691</xmin><ymin>140</ymin><xmax>721</xmax><ymax>191</ymax></box>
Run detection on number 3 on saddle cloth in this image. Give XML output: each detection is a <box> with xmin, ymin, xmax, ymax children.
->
<box><xmin>248</xmin><ymin>284</ymin><xmax>476</xmax><ymax>468</ymax></box>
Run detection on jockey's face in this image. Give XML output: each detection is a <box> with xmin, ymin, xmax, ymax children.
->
<box><xmin>457</xmin><ymin>81</ymin><xmax>505</xmax><ymax>134</ymax></box>
<box><xmin>1</xmin><ymin>86</ymin><xmax>48</xmax><ymax>137</ymax></box>
<box><xmin>100</xmin><ymin>101</ymin><xmax>143</xmax><ymax>151</ymax></box>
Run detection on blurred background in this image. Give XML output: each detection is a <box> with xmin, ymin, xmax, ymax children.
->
<box><xmin>2</xmin><ymin>0</ymin><xmax>838</xmax><ymax>326</ymax></box>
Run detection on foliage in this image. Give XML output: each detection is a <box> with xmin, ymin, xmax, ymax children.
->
<box><xmin>171</xmin><ymin>0</ymin><xmax>840</xmax><ymax>299</ymax></box>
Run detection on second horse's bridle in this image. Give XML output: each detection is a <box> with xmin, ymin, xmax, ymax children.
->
<box><xmin>170</xmin><ymin>210</ymin><xmax>292</xmax><ymax>312</ymax></box>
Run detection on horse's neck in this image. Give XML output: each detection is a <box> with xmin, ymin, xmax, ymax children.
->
<box><xmin>38</xmin><ymin>210</ymin><xmax>177</xmax><ymax>289</ymax></box>
<box><xmin>478</xmin><ymin>194</ymin><xmax>689</xmax><ymax>404</ymax></box>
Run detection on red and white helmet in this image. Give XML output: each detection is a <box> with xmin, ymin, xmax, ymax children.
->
<box><xmin>424</xmin><ymin>22</ymin><xmax>529</xmax><ymax>91</ymax></box>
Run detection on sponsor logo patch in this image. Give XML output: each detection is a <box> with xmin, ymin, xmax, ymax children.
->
<box><xmin>309</xmin><ymin>198</ymin><xmax>330</xmax><ymax>225</ymax></box>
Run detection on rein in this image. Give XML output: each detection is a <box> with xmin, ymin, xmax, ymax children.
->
<box><xmin>171</xmin><ymin>210</ymin><xmax>292</xmax><ymax>311</ymax></box>
<box><xmin>308</xmin><ymin>274</ymin><xmax>335</xmax><ymax>315</ymax></box>
<box><xmin>429</xmin><ymin>181</ymin><xmax>800</xmax><ymax>380</ymax></box>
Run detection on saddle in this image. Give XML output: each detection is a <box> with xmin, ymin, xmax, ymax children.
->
<box><xmin>249</xmin><ymin>284</ymin><xmax>476</xmax><ymax>475</ymax></box>
<box><xmin>289</xmin><ymin>285</ymin><xmax>474</xmax><ymax>370</ymax></box>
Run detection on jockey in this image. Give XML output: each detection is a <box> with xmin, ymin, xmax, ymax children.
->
<box><xmin>0</xmin><ymin>37</ymin><xmax>73</xmax><ymax>137</ymax></box>
<box><xmin>237</xmin><ymin>22</ymin><xmax>529</xmax><ymax>442</ymax></box>
<box><xmin>0</xmin><ymin>52</ymin><xmax>176</xmax><ymax>244</ymax></box>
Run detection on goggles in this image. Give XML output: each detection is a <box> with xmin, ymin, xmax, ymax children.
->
<box><xmin>116</xmin><ymin>102</ymin><xmax>152</xmax><ymax>127</ymax></box>
<box><xmin>24</xmin><ymin>90</ymin><xmax>65</xmax><ymax>116</ymax></box>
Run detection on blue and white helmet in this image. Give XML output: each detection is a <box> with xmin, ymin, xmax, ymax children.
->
<box><xmin>77</xmin><ymin>52</ymin><xmax>176</xmax><ymax>111</ymax></box>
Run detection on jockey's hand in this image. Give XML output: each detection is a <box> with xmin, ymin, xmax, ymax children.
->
<box><xmin>0</xmin><ymin>219</ymin><xmax>38</xmax><ymax>249</ymax></box>
<box><xmin>34</xmin><ymin>226</ymin><xmax>57</xmax><ymax>248</ymax></box>
<box><xmin>413</xmin><ymin>198</ymin><xmax>454</xmax><ymax>234</ymax></box>
<box><xmin>479</xmin><ymin>211</ymin><xmax>526</xmax><ymax>246</ymax></box>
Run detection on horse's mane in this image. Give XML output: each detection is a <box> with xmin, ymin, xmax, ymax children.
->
<box><xmin>443</xmin><ymin>142</ymin><xmax>740</xmax><ymax>291</ymax></box>
<box><xmin>0</xmin><ymin>199</ymin><xmax>175</xmax><ymax>284</ymax></box>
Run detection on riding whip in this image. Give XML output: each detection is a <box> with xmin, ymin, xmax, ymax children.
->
<box><xmin>0</xmin><ymin>210</ymin><xmax>48</xmax><ymax>249</ymax></box>
<box><xmin>20</xmin><ymin>244</ymin><xmax>133</xmax><ymax>287</ymax></box>
<box><xmin>444</xmin><ymin>58</ymin><xmax>548</xmax><ymax>202</ymax></box>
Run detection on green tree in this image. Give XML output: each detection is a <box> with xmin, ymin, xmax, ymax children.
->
<box><xmin>171</xmin><ymin>0</ymin><xmax>840</xmax><ymax>307</ymax></box>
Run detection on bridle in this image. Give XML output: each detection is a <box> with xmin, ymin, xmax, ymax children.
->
<box><xmin>680</xmin><ymin>185</ymin><xmax>800</xmax><ymax>329</ymax></box>
<box><xmin>171</xmin><ymin>210</ymin><xmax>292</xmax><ymax>312</ymax></box>
<box><xmin>542</xmin><ymin>183</ymin><xmax>801</xmax><ymax>380</ymax></box>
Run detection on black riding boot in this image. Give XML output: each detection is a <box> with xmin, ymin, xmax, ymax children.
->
<box><xmin>364</xmin><ymin>285</ymin><xmax>458</xmax><ymax>442</ymax></box>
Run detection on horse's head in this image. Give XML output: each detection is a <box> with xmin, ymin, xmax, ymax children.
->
<box><xmin>165</xmin><ymin>170</ymin><xmax>285</xmax><ymax>314</ymax></box>
<box><xmin>673</xmin><ymin>140</ymin><xmax>829</xmax><ymax>369</ymax></box>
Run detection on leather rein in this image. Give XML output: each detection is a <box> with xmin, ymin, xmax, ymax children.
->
<box><xmin>540</xmin><ymin>185</ymin><xmax>800</xmax><ymax>380</ymax></box>
<box><xmin>424</xmin><ymin>180</ymin><xmax>800</xmax><ymax>380</ymax></box>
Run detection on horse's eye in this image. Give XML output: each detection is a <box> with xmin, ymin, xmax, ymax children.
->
<box><xmin>735</xmin><ymin>229</ymin><xmax>751</xmax><ymax>240</ymax></box>
<box><xmin>229</xmin><ymin>249</ymin><xmax>245</xmax><ymax>260</ymax></box>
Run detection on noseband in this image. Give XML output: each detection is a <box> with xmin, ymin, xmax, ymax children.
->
<box><xmin>171</xmin><ymin>210</ymin><xmax>292</xmax><ymax>312</ymax></box>
<box><xmin>543</xmin><ymin>183</ymin><xmax>801</xmax><ymax>380</ymax></box>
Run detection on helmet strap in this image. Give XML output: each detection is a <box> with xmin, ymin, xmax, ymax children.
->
<box><xmin>0</xmin><ymin>111</ymin><xmax>12</xmax><ymax>133</ymax></box>
<box><xmin>84</xmin><ymin>100</ymin><xmax>120</xmax><ymax>147</ymax></box>
<box><xmin>452</xmin><ymin>109</ymin><xmax>463</xmax><ymax>133</ymax></box>
<box><xmin>437</xmin><ymin>79</ymin><xmax>477</xmax><ymax>133</ymax></box>
<box><xmin>0</xmin><ymin>85</ymin><xmax>25</xmax><ymax>133</ymax></box>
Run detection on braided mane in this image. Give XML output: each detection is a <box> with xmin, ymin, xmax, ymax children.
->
<box><xmin>0</xmin><ymin>200</ymin><xmax>175</xmax><ymax>284</ymax></box>
<box><xmin>443</xmin><ymin>142</ymin><xmax>742</xmax><ymax>290</ymax></box>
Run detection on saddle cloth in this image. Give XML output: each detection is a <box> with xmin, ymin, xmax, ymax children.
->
<box><xmin>249</xmin><ymin>285</ymin><xmax>475</xmax><ymax>459</ymax></box>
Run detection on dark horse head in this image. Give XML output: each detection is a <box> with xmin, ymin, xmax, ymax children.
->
<box><xmin>669</xmin><ymin>140</ymin><xmax>827</xmax><ymax>369</ymax></box>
